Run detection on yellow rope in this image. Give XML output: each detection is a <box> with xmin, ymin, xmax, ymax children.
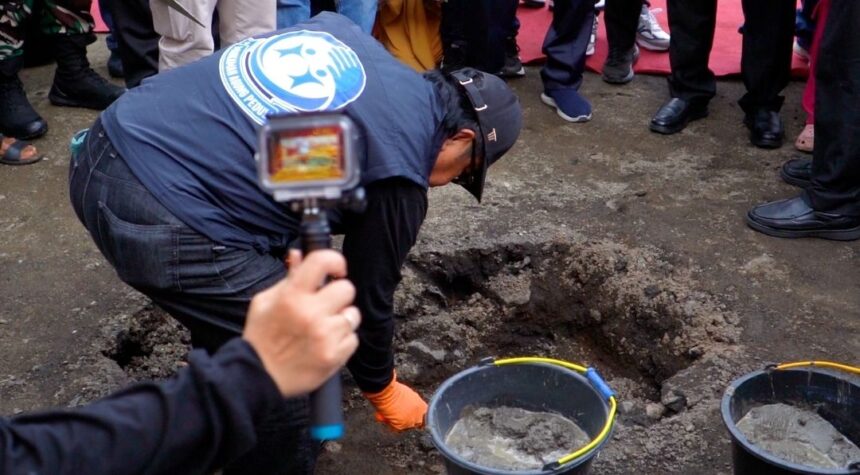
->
<box><xmin>493</xmin><ymin>357</ymin><xmax>617</xmax><ymax>467</ymax></box>
<box><xmin>775</xmin><ymin>360</ymin><xmax>860</xmax><ymax>375</ymax></box>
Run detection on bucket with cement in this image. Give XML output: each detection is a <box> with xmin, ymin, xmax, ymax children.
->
<box><xmin>427</xmin><ymin>357</ymin><xmax>617</xmax><ymax>475</ymax></box>
<box><xmin>721</xmin><ymin>362</ymin><xmax>860</xmax><ymax>475</ymax></box>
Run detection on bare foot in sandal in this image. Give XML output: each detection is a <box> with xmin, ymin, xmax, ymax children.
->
<box><xmin>0</xmin><ymin>135</ymin><xmax>43</xmax><ymax>166</ymax></box>
<box><xmin>794</xmin><ymin>124</ymin><xmax>814</xmax><ymax>153</ymax></box>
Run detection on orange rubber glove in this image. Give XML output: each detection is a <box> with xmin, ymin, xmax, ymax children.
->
<box><xmin>363</xmin><ymin>373</ymin><xmax>427</xmax><ymax>432</ymax></box>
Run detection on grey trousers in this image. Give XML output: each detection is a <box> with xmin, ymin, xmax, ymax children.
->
<box><xmin>150</xmin><ymin>0</ymin><xmax>275</xmax><ymax>70</ymax></box>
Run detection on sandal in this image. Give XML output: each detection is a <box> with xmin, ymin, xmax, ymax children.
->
<box><xmin>794</xmin><ymin>124</ymin><xmax>814</xmax><ymax>153</ymax></box>
<box><xmin>0</xmin><ymin>134</ymin><xmax>43</xmax><ymax>166</ymax></box>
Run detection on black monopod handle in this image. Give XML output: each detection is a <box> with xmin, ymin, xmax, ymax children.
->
<box><xmin>300</xmin><ymin>211</ymin><xmax>345</xmax><ymax>441</ymax></box>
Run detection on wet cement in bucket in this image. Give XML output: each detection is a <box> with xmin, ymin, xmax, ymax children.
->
<box><xmin>445</xmin><ymin>406</ymin><xmax>591</xmax><ymax>471</ymax></box>
<box><xmin>736</xmin><ymin>403</ymin><xmax>860</xmax><ymax>470</ymax></box>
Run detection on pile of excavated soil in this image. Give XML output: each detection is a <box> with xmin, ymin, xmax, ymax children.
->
<box><xmin>736</xmin><ymin>403</ymin><xmax>860</xmax><ymax>470</ymax></box>
<box><xmin>445</xmin><ymin>406</ymin><xmax>590</xmax><ymax>471</ymax></box>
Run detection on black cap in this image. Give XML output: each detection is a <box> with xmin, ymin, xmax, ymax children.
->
<box><xmin>449</xmin><ymin>68</ymin><xmax>523</xmax><ymax>202</ymax></box>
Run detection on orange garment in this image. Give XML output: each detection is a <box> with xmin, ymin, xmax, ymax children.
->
<box><xmin>374</xmin><ymin>0</ymin><xmax>442</xmax><ymax>72</ymax></box>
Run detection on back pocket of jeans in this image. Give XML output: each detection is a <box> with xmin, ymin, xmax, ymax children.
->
<box><xmin>97</xmin><ymin>201</ymin><xmax>180</xmax><ymax>290</ymax></box>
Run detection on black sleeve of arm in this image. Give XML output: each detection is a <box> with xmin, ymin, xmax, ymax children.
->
<box><xmin>342</xmin><ymin>178</ymin><xmax>428</xmax><ymax>393</ymax></box>
<box><xmin>0</xmin><ymin>339</ymin><xmax>283</xmax><ymax>475</ymax></box>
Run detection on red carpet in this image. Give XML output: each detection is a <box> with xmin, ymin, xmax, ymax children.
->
<box><xmin>517</xmin><ymin>0</ymin><xmax>808</xmax><ymax>78</ymax></box>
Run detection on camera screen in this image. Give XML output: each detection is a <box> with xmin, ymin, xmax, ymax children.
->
<box><xmin>267</xmin><ymin>126</ymin><xmax>345</xmax><ymax>184</ymax></box>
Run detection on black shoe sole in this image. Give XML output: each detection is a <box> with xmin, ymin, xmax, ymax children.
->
<box><xmin>602</xmin><ymin>69</ymin><xmax>634</xmax><ymax>85</ymax></box>
<box><xmin>746</xmin><ymin>213</ymin><xmax>860</xmax><ymax>241</ymax></box>
<box><xmin>649</xmin><ymin>107</ymin><xmax>708</xmax><ymax>135</ymax></box>
<box><xmin>750</xmin><ymin>134</ymin><xmax>784</xmax><ymax>149</ymax></box>
<box><xmin>779</xmin><ymin>167</ymin><xmax>811</xmax><ymax>189</ymax></box>
<box><xmin>49</xmin><ymin>88</ymin><xmax>120</xmax><ymax>111</ymax></box>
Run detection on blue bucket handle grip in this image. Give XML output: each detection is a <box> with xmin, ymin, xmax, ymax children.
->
<box><xmin>586</xmin><ymin>367</ymin><xmax>615</xmax><ymax>401</ymax></box>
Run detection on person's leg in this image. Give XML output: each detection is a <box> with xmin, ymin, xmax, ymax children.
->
<box><xmin>738</xmin><ymin>0</ymin><xmax>794</xmax><ymax>149</ymax></box>
<box><xmin>541</xmin><ymin>0</ymin><xmax>593</xmax><ymax>91</ymax></box>
<box><xmin>103</xmin><ymin>0</ymin><xmax>159</xmax><ymax>88</ymax></box>
<box><xmin>440</xmin><ymin>0</ymin><xmax>501</xmax><ymax>73</ymax></box>
<box><xmin>493</xmin><ymin>0</ymin><xmax>522</xmax><ymax>77</ymax></box>
<box><xmin>602</xmin><ymin>0</ymin><xmax>641</xmax><ymax>84</ymax></box>
<box><xmin>605</xmin><ymin>0</ymin><xmax>640</xmax><ymax>52</ymax></box>
<box><xmin>149</xmin><ymin>0</ymin><xmax>216</xmax><ymax>70</ymax></box>
<box><xmin>69</xmin><ymin>119</ymin><xmax>318</xmax><ymax>473</ymax></box>
<box><xmin>98</xmin><ymin>0</ymin><xmax>123</xmax><ymax>78</ymax></box>
<box><xmin>277</xmin><ymin>0</ymin><xmax>310</xmax><ymax>29</ymax></box>
<box><xmin>0</xmin><ymin>0</ymin><xmax>48</xmax><ymax>139</ymax></box>
<box><xmin>439</xmin><ymin>0</ymin><xmax>470</xmax><ymax>70</ymax></box>
<box><xmin>738</xmin><ymin>0</ymin><xmax>794</xmax><ymax>116</ymax></box>
<box><xmin>41</xmin><ymin>0</ymin><xmax>126</xmax><ymax>109</ymax></box>
<box><xmin>806</xmin><ymin>0</ymin><xmax>860</xmax><ymax>218</ymax></box>
<box><xmin>649</xmin><ymin>0</ymin><xmax>713</xmax><ymax>134</ymax></box>
<box><xmin>796</xmin><ymin>0</ymin><xmax>830</xmax><ymax>152</ymax></box>
<box><xmin>335</xmin><ymin>0</ymin><xmax>377</xmax><ymax>34</ymax></box>
<box><xmin>665</xmin><ymin>0</ymin><xmax>716</xmax><ymax>104</ymax></box>
<box><xmin>540</xmin><ymin>0</ymin><xmax>594</xmax><ymax>122</ymax></box>
<box><xmin>745</xmin><ymin>0</ymin><xmax>860</xmax><ymax>240</ymax></box>
<box><xmin>218</xmin><ymin>0</ymin><xmax>275</xmax><ymax>48</ymax></box>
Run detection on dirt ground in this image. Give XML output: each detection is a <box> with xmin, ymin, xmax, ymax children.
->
<box><xmin>1</xmin><ymin>40</ymin><xmax>858</xmax><ymax>475</ymax></box>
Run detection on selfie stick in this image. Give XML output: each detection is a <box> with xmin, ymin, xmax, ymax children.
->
<box><xmin>257</xmin><ymin>113</ymin><xmax>365</xmax><ymax>440</ymax></box>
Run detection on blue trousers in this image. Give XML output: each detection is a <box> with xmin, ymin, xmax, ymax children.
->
<box><xmin>541</xmin><ymin>0</ymin><xmax>595</xmax><ymax>92</ymax></box>
<box><xmin>277</xmin><ymin>0</ymin><xmax>377</xmax><ymax>33</ymax></box>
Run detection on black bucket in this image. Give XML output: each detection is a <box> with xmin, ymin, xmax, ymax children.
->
<box><xmin>427</xmin><ymin>360</ymin><xmax>614</xmax><ymax>475</ymax></box>
<box><xmin>721</xmin><ymin>366</ymin><xmax>860</xmax><ymax>475</ymax></box>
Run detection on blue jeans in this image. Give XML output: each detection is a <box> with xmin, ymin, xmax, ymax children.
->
<box><xmin>68</xmin><ymin>118</ymin><xmax>317</xmax><ymax>474</ymax></box>
<box><xmin>98</xmin><ymin>0</ymin><xmax>118</xmax><ymax>51</ymax></box>
<box><xmin>276</xmin><ymin>0</ymin><xmax>377</xmax><ymax>33</ymax></box>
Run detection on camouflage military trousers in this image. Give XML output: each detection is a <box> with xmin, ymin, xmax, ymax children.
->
<box><xmin>0</xmin><ymin>0</ymin><xmax>93</xmax><ymax>61</ymax></box>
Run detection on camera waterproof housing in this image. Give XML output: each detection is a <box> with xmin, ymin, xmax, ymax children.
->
<box><xmin>257</xmin><ymin>112</ymin><xmax>360</xmax><ymax>203</ymax></box>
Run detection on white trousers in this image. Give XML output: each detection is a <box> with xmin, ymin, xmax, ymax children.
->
<box><xmin>150</xmin><ymin>0</ymin><xmax>276</xmax><ymax>71</ymax></box>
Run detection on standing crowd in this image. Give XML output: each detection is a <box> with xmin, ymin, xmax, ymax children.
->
<box><xmin>0</xmin><ymin>0</ymin><xmax>858</xmax><ymax>474</ymax></box>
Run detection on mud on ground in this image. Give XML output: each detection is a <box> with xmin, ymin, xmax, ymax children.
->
<box><xmin>1</xmin><ymin>41</ymin><xmax>858</xmax><ymax>475</ymax></box>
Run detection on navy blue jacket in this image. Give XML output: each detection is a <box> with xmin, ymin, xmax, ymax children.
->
<box><xmin>99</xmin><ymin>13</ymin><xmax>447</xmax><ymax>392</ymax></box>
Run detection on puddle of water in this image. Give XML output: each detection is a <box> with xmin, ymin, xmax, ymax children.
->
<box><xmin>445</xmin><ymin>406</ymin><xmax>590</xmax><ymax>471</ymax></box>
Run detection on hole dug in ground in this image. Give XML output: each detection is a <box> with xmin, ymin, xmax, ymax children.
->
<box><xmin>394</xmin><ymin>239</ymin><xmax>740</xmax><ymax>403</ymax></box>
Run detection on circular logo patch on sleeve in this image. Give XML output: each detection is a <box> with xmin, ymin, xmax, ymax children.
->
<box><xmin>219</xmin><ymin>30</ymin><xmax>367</xmax><ymax>125</ymax></box>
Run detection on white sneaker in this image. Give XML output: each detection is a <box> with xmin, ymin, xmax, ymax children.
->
<box><xmin>636</xmin><ymin>6</ymin><xmax>670</xmax><ymax>51</ymax></box>
<box><xmin>586</xmin><ymin>15</ymin><xmax>598</xmax><ymax>56</ymax></box>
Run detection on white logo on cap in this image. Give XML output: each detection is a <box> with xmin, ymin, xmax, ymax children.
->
<box><xmin>487</xmin><ymin>128</ymin><xmax>498</xmax><ymax>142</ymax></box>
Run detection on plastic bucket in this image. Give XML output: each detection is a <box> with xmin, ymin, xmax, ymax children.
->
<box><xmin>721</xmin><ymin>365</ymin><xmax>860</xmax><ymax>475</ymax></box>
<box><xmin>427</xmin><ymin>359</ymin><xmax>615</xmax><ymax>475</ymax></box>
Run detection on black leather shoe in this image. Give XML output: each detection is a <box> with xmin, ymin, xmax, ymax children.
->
<box><xmin>744</xmin><ymin>109</ymin><xmax>784</xmax><ymax>149</ymax></box>
<box><xmin>779</xmin><ymin>158</ymin><xmax>811</xmax><ymax>188</ymax></box>
<box><xmin>649</xmin><ymin>98</ymin><xmax>708</xmax><ymax>135</ymax></box>
<box><xmin>747</xmin><ymin>195</ymin><xmax>860</xmax><ymax>240</ymax></box>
